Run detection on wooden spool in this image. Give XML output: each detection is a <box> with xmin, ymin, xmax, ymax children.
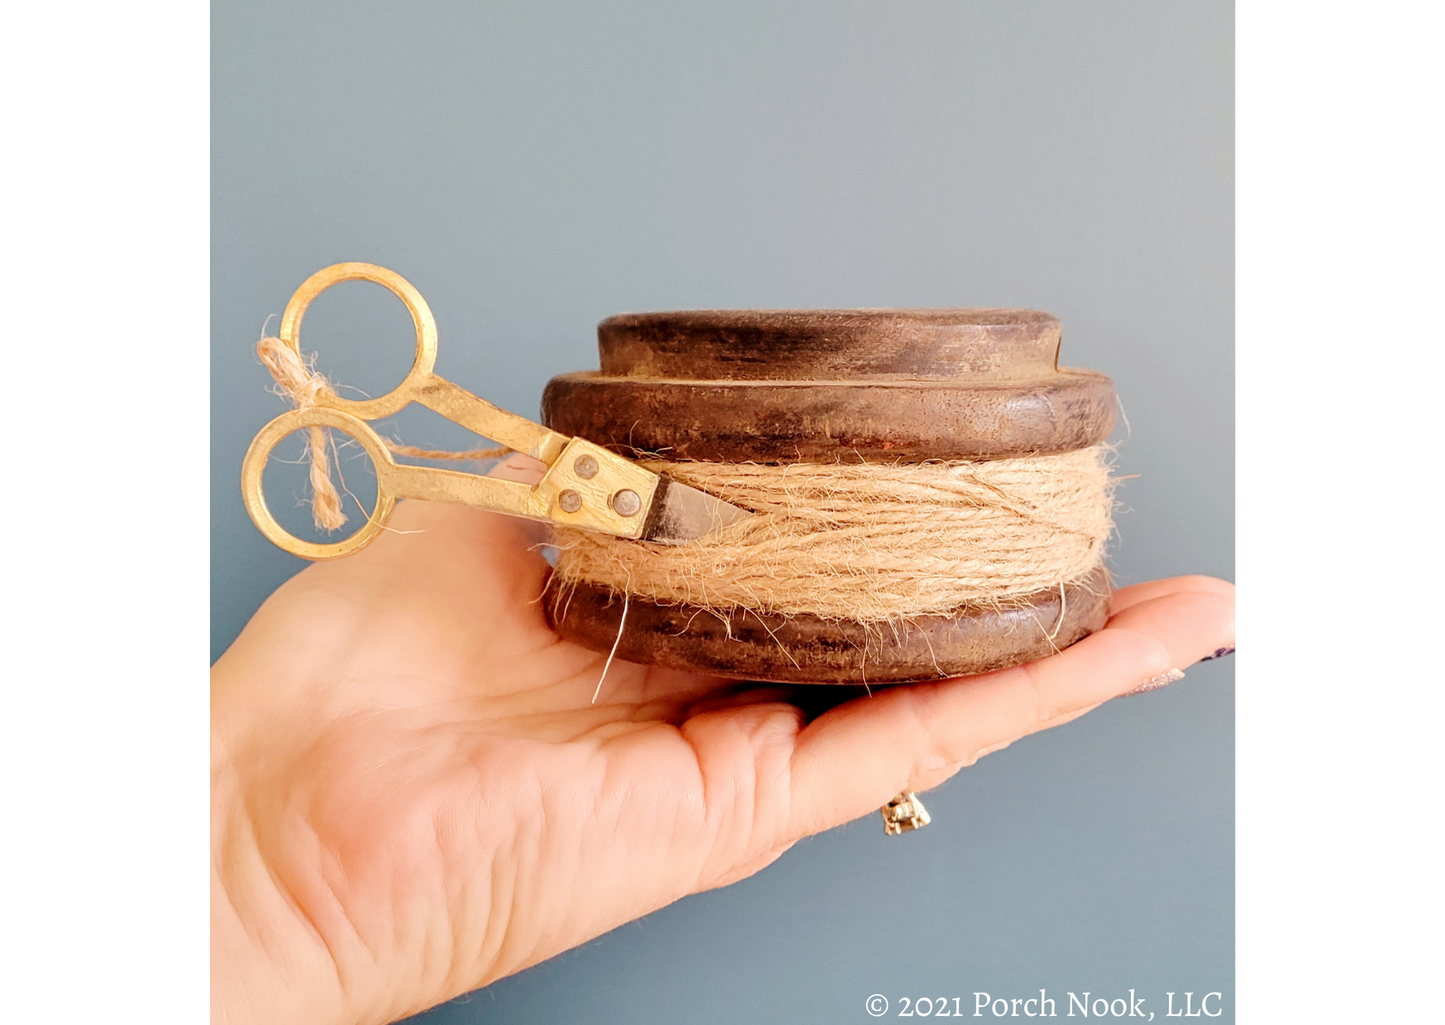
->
<box><xmin>541</xmin><ymin>309</ymin><xmax>1116</xmax><ymax>684</ymax></box>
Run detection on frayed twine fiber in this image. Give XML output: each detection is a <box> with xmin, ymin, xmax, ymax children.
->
<box><xmin>257</xmin><ymin>336</ymin><xmax>509</xmax><ymax>531</ymax></box>
<box><xmin>552</xmin><ymin>448</ymin><xmax>1116</xmax><ymax>624</ymax></box>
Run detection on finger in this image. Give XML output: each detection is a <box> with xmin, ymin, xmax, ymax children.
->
<box><xmin>904</xmin><ymin>702</ymin><xmax>1103</xmax><ymax>794</ymax></box>
<box><xmin>780</xmin><ymin>586</ymin><xmax>1234</xmax><ymax>839</ymax></box>
<box><xmin>296</xmin><ymin>465</ymin><xmax>557</xmax><ymax>638</ymax></box>
<box><xmin>1105</xmin><ymin>589</ymin><xmax>1235</xmax><ymax>668</ymax></box>
<box><xmin>364</xmin><ymin>449</ymin><xmax>549</xmax><ymax>555</ymax></box>
<box><xmin>361</xmin><ymin>450</ymin><xmax>550</xmax><ymax>562</ymax></box>
<box><xmin>369</xmin><ymin>496</ymin><xmax>548</xmax><ymax>576</ymax></box>
<box><xmin>1109</xmin><ymin>574</ymin><xmax>1234</xmax><ymax>615</ymax></box>
<box><xmin>915</xmin><ymin>590</ymin><xmax>1235</xmax><ymax>767</ymax></box>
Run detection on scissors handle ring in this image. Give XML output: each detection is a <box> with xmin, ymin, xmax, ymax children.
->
<box><xmin>277</xmin><ymin>262</ymin><xmax>439</xmax><ymax>421</ymax></box>
<box><xmin>241</xmin><ymin>406</ymin><xmax>400</xmax><ymax>561</ymax></box>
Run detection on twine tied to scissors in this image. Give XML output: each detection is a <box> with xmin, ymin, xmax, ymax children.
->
<box><xmin>257</xmin><ymin>335</ymin><xmax>511</xmax><ymax>533</ymax></box>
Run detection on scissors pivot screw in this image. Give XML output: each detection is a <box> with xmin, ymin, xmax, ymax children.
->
<box><xmin>611</xmin><ymin>489</ymin><xmax>643</xmax><ymax>517</ymax></box>
<box><xmin>558</xmin><ymin>489</ymin><xmax>584</xmax><ymax>514</ymax></box>
<box><xmin>573</xmin><ymin>455</ymin><xmax>599</xmax><ymax>479</ymax></box>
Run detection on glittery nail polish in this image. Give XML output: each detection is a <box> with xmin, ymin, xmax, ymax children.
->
<box><xmin>1124</xmin><ymin>667</ymin><xmax>1185</xmax><ymax>697</ymax></box>
<box><xmin>1200</xmin><ymin>646</ymin><xmax>1235</xmax><ymax>661</ymax></box>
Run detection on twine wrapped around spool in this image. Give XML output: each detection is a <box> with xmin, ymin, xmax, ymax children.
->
<box><xmin>541</xmin><ymin>309</ymin><xmax>1119</xmax><ymax>684</ymax></box>
<box><xmin>551</xmin><ymin>449</ymin><xmax>1115</xmax><ymax>621</ymax></box>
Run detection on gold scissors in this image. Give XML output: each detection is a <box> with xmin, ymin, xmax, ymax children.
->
<box><xmin>241</xmin><ymin>262</ymin><xmax>750</xmax><ymax>560</ymax></box>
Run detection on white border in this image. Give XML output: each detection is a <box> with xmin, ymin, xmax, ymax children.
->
<box><xmin>0</xmin><ymin>1</ymin><xmax>209</xmax><ymax>1020</ymax></box>
<box><xmin>1238</xmin><ymin>3</ymin><xmax>1442</xmax><ymax>1019</ymax></box>
<box><xmin>3</xmin><ymin>3</ymin><xmax>1441</xmax><ymax>1022</ymax></box>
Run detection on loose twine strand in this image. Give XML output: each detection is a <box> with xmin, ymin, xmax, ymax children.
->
<box><xmin>256</xmin><ymin>336</ymin><xmax>509</xmax><ymax>531</ymax></box>
<box><xmin>552</xmin><ymin>450</ymin><xmax>1117</xmax><ymax>624</ymax></box>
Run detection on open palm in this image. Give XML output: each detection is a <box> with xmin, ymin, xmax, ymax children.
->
<box><xmin>211</xmin><ymin>459</ymin><xmax>1234</xmax><ymax>1025</ymax></box>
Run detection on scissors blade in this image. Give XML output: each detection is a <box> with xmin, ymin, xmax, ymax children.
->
<box><xmin>640</xmin><ymin>477</ymin><xmax>753</xmax><ymax>544</ymax></box>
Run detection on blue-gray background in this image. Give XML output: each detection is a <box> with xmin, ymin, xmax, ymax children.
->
<box><xmin>213</xmin><ymin>2</ymin><xmax>1233</xmax><ymax>1021</ymax></box>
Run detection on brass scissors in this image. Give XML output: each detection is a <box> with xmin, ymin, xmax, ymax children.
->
<box><xmin>241</xmin><ymin>262</ymin><xmax>750</xmax><ymax>560</ymax></box>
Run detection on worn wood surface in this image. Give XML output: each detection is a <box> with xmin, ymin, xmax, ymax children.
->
<box><xmin>598</xmin><ymin>308</ymin><xmax>1066</xmax><ymax>380</ymax></box>
<box><xmin>541</xmin><ymin>308</ymin><xmax>1116</xmax><ymax>683</ymax></box>
<box><xmin>544</xmin><ymin>308</ymin><xmax>1115</xmax><ymax>461</ymax></box>
<box><xmin>545</xmin><ymin>566</ymin><xmax>1111</xmax><ymax>684</ymax></box>
<box><xmin>543</xmin><ymin>373</ymin><xmax>1114</xmax><ymax>461</ymax></box>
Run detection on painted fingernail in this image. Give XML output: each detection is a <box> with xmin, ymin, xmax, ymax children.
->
<box><xmin>1124</xmin><ymin>668</ymin><xmax>1185</xmax><ymax>696</ymax></box>
<box><xmin>1200</xmin><ymin>646</ymin><xmax>1235</xmax><ymax>661</ymax></box>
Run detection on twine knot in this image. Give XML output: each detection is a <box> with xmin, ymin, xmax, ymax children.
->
<box><xmin>257</xmin><ymin>334</ymin><xmax>339</xmax><ymax>411</ymax></box>
<box><xmin>255</xmin><ymin>334</ymin><xmax>514</xmax><ymax>535</ymax></box>
<box><xmin>256</xmin><ymin>335</ymin><xmax>349</xmax><ymax>532</ymax></box>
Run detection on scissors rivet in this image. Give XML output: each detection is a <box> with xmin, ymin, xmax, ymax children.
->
<box><xmin>558</xmin><ymin>489</ymin><xmax>583</xmax><ymax>514</ymax></box>
<box><xmin>573</xmin><ymin>455</ymin><xmax>599</xmax><ymax>479</ymax></box>
<box><xmin>611</xmin><ymin>489</ymin><xmax>643</xmax><ymax>517</ymax></box>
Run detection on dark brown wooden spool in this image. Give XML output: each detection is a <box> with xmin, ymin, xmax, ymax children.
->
<box><xmin>541</xmin><ymin>309</ymin><xmax>1117</xmax><ymax>684</ymax></box>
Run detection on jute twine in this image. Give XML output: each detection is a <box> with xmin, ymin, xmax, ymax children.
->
<box><xmin>257</xmin><ymin>334</ymin><xmax>1115</xmax><ymax>625</ymax></box>
<box><xmin>552</xmin><ymin>450</ymin><xmax>1116</xmax><ymax>623</ymax></box>
<box><xmin>256</xmin><ymin>336</ymin><xmax>507</xmax><ymax>531</ymax></box>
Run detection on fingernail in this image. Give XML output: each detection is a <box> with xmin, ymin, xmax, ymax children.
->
<box><xmin>1200</xmin><ymin>646</ymin><xmax>1235</xmax><ymax>661</ymax></box>
<box><xmin>1124</xmin><ymin>668</ymin><xmax>1185</xmax><ymax>697</ymax></box>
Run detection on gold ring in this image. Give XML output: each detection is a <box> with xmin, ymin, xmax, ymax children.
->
<box><xmin>881</xmin><ymin>790</ymin><xmax>931</xmax><ymax>835</ymax></box>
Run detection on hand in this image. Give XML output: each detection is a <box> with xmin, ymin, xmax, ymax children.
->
<box><xmin>211</xmin><ymin>457</ymin><xmax>1234</xmax><ymax>1025</ymax></box>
